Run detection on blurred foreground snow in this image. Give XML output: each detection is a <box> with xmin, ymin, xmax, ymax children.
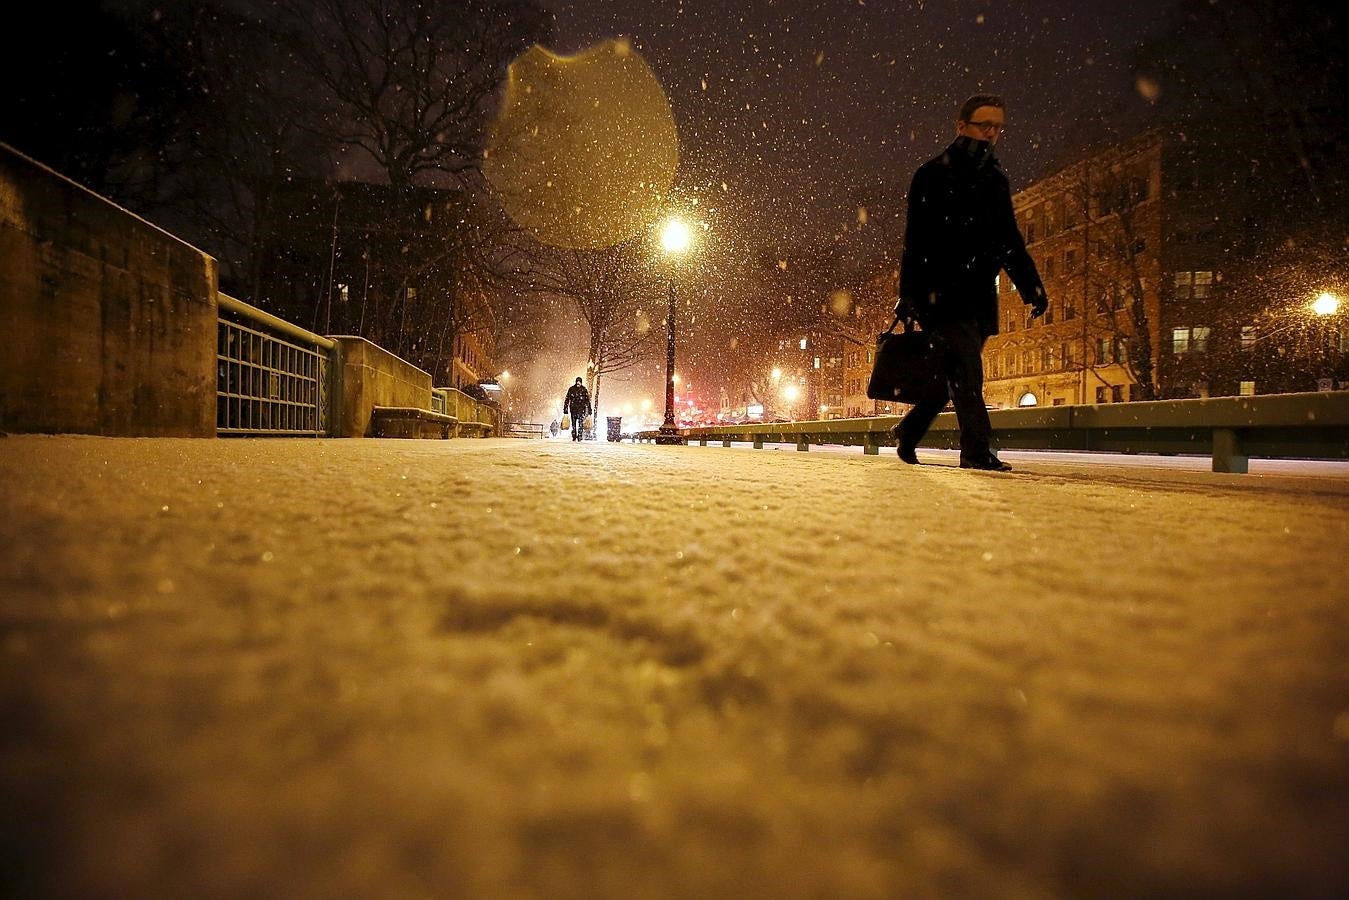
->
<box><xmin>2</xmin><ymin>436</ymin><xmax>1347</xmax><ymax>898</ymax></box>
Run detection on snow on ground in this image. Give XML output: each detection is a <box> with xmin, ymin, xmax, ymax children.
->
<box><xmin>2</xmin><ymin>435</ymin><xmax>1347</xmax><ymax>898</ymax></box>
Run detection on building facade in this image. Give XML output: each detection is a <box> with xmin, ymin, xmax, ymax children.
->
<box><xmin>985</xmin><ymin>129</ymin><xmax>1346</xmax><ymax>408</ymax></box>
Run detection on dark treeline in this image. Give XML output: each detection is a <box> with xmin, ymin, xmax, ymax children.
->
<box><xmin>3</xmin><ymin>0</ymin><xmax>553</xmax><ymax>383</ymax></box>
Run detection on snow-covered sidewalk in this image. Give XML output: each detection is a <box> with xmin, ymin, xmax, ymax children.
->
<box><xmin>3</xmin><ymin>435</ymin><xmax>1347</xmax><ymax>898</ymax></box>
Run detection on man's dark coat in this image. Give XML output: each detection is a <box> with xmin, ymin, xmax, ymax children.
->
<box><xmin>899</xmin><ymin>136</ymin><xmax>1046</xmax><ymax>338</ymax></box>
<box><xmin>564</xmin><ymin>383</ymin><xmax>592</xmax><ymax>418</ymax></box>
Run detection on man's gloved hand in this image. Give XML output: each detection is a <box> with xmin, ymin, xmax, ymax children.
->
<box><xmin>1029</xmin><ymin>291</ymin><xmax>1049</xmax><ymax>319</ymax></box>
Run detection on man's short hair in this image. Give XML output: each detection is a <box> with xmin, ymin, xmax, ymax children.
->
<box><xmin>959</xmin><ymin>94</ymin><xmax>1004</xmax><ymax>122</ymax></box>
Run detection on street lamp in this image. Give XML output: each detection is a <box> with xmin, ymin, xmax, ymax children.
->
<box><xmin>657</xmin><ymin>217</ymin><xmax>693</xmax><ymax>444</ymax></box>
<box><xmin>782</xmin><ymin>382</ymin><xmax>800</xmax><ymax>421</ymax></box>
<box><xmin>1311</xmin><ymin>292</ymin><xmax>1343</xmax><ymax>391</ymax></box>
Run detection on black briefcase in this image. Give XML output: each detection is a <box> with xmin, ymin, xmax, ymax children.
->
<box><xmin>866</xmin><ymin>316</ymin><xmax>947</xmax><ymax>405</ymax></box>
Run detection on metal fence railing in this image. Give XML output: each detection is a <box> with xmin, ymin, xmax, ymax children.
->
<box><xmin>430</xmin><ymin>388</ymin><xmax>449</xmax><ymax>417</ymax></box>
<box><xmin>216</xmin><ymin>294</ymin><xmax>336</xmax><ymax>436</ymax></box>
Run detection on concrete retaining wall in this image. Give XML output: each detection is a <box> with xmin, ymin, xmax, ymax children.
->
<box><xmin>0</xmin><ymin>143</ymin><xmax>217</xmax><ymax>436</ymax></box>
<box><xmin>439</xmin><ymin>387</ymin><xmax>502</xmax><ymax>435</ymax></box>
<box><xmin>331</xmin><ymin>337</ymin><xmax>433</xmax><ymax>437</ymax></box>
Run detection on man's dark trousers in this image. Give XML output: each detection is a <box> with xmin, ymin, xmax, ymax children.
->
<box><xmin>571</xmin><ymin>415</ymin><xmax>584</xmax><ymax>441</ymax></box>
<box><xmin>896</xmin><ymin>318</ymin><xmax>992</xmax><ymax>459</ymax></box>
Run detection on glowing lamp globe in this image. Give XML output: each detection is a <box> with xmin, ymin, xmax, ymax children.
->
<box><xmin>661</xmin><ymin>219</ymin><xmax>691</xmax><ymax>255</ymax></box>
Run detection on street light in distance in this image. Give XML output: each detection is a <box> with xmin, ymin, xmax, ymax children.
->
<box><xmin>657</xmin><ymin>216</ymin><xmax>694</xmax><ymax>444</ymax></box>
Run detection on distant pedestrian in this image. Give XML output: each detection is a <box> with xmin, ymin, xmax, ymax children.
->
<box><xmin>549</xmin><ymin>419</ymin><xmax>560</xmax><ymax>438</ymax></box>
<box><xmin>893</xmin><ymin>93</ymin><xmax>1048</xmax><ymax>471</ymax></box>
<box><xmin>563</xmin><ymin>377</ymin><xmax>592</xmax><ymax>442</ymax></box>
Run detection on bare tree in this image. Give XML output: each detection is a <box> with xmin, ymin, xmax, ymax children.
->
<box><xmin>1051</xmin><ymin>155</ymin><xmax>1163</xmax><ymax>402</ymax></box>
<box><xmin>164</xmin><ymin>3</ymin><xmax>332</xmax><ymax>302</ymax></box>
<box><xmin>277</xmin><ymin>0</ymin><xmax>550</xmax><ymax>189</ymax></box>
<box><xmin>524</xmin><ymin>238</ymin><xmax>664</xmax><ymax>417</ymax></box>
<box><xmin>261</xmin><ymin>0</ymin><xmax>550</xmax><ymax>381</ymax></box>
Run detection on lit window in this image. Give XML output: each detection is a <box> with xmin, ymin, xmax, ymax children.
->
<box><xmin>337</xmin><ymin>283</ymin><xmax>350</xmax><ymax>303</ymax></box>
<box><xmin>1193</xmin><ymin>271</ymin><xmax>1213</xmax><ymax>298</ymax></box>
<box><xmin>406</xmin><ymin>287</ymin><xmax>418</xmax><ymax>301</ymax></box>
<box><xmin>1192</xmin><ymin>326</ymin><xmax>1211</xmax><ymax>352</ymax></box>
<box><xmin>799</xmin><ymin>337</ymin><xmax>808</xmax><ymax>350</ymax></box>
<box><xmin>1096</xmin><ymin>386</ymin><xmax>1108</xmax><ymax>403</ymax></box>
<box><xmin>1173</xmin><ymin>272</ymin><xmax>1193</xmax><ymax>298</ymax></box>
<box><xmin>1172</xmin><ymin>327</ymin><xmax>1191</xmax><ymax>354</ymax></box>
<box><xmin>1173</xmin><ymin>271</ymin><xmax>1215</xmax><ymax>300</ymax></box>
<box><xmin>1239</xmin><ymin>381</ymin><xmax>1256</xmax><ymax>396</ymax></box>
<box><xmin>1240</xmin><ymin>326</ymin><xmax>1256</xmax><ymax>350</ymax></box>
<box><xmin>1097</xmin><ymin>337</ymin><xmax>1113</xmax><ymax>364</ymax></box>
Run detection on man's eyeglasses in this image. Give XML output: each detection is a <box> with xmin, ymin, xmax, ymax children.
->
<box><xmin>965</xmin><ymin>120</ymin><xmax>1005</xmax><ymax>134</ymax></box>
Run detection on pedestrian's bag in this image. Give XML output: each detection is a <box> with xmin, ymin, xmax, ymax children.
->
<box><xmin>582</xmin><ymin>415</ymin><xmax>594</xmax><ymax>431</ymax></box>
<box><xmin>560</xmin><ymin>414</ymin><xmax>571</xmax><ymax>430</ymax></box>
<box><xmin>866</xmin><ymin>314</ymin><xmax>947</xmax><ymax>405</ymax></box>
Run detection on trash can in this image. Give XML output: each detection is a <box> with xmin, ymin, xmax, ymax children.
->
<box><xmin>606</xmin><ymin>416</ymin><xmax>623</xmax><ymax>442</ymax></box>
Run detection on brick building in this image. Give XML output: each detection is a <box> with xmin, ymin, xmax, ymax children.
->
<box><xmin>986</xmin><ymin>129</ymin><xmax>1345</xmax><ymax>408</ymax></box>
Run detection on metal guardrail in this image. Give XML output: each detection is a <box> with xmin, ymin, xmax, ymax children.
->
<box><xmin>669</xmin><ymin>391</ymin><xmax>1349</xmax><ymax>473</ymax></box>
<box><xmin>216</xmin><ymin>294</ymin><xmax>336</xmax><ymax>436</ymax></box>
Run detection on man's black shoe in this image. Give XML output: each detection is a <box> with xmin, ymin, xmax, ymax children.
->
<box><xmin>959</xmin><ymin>453</ymin><xmax>1012</xmax><ymax>472</ymax></box>
<box><xmin>890</xmin><ymin>424</ymin><xmax>919</xmax><ymax>464</ymax></box>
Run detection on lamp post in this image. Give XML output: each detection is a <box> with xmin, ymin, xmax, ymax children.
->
<box><xmin>657</xmin><ymin>217</ymin><xmax>692</xmax><ymax>444</ymax></box>
<box><xmin>1312</xmin><ymin>292</ymin><xmax>1342</xmax><ymax>391</ymax></box>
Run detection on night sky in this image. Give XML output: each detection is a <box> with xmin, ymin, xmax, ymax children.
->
<box><xmin>548</xmin><ymin>0</ymin><xmax>1174</xmax><ymax>253</ymax></box>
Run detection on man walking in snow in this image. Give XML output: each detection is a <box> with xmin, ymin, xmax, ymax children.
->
<box><xmin>892</xmin><ymin>93</ymin><xmax>1048</xmax><ymax>471</ymax></box>
<box><xmin>562</xmin><ymin>376</ymin><xmax>592</xmax><ymax>442</ymax></box>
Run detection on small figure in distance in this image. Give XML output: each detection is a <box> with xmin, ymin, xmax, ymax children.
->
<box><xmin>562</xmin><ymin>376</ymin><xmax>593</xmax><ymax>442</ymax></box>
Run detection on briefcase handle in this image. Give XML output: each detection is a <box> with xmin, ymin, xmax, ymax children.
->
<box><xmin>881</xmin><ymin>311</ymin><xmax>918</xmax><ymax>338</ymax></box>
